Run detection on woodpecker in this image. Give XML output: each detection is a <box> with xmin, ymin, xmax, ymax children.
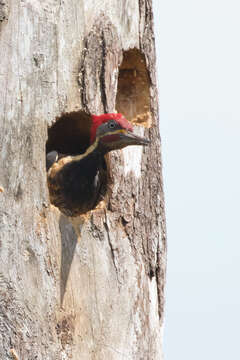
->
<box><xmin>47</xmin><ymin>113</ymin><xmax>149</xmax><ymax>216</ymax></box>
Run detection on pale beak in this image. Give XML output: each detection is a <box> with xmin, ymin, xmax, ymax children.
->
<box><xmin>119</xmin><ymin>131</ymin><xmax>150</xmax><ymax>146</ymax></box>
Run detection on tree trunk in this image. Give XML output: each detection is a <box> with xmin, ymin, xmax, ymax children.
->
<box><xmin>0</xmin><ymin>1</ymin><xmax>166</xmax><ymax>359</ymax></box>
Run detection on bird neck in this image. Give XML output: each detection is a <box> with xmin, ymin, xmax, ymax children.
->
<box><xmin>71</xmin><ymin>137</ymin><xmax>107</xmax><ymax>163</ymax></box>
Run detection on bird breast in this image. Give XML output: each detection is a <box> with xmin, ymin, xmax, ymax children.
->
<box><xmin>47</xmin><ymin>153</ymin><xmax>107</xmax><ymax>217</ymax></box>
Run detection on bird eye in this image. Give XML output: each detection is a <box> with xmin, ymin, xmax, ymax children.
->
<box><xmin>108</xmin><ymin>120</ymin><xmax>116</xmax><ymax>129</ymax></box>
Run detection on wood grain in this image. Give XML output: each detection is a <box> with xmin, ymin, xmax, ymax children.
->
<box><xmin>0</xmin><ymin>1</ymin><xmax>166</xmax><ymax>358</ymax></box>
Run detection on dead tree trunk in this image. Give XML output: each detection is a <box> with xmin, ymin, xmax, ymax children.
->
<box><xmin>0</xmin><ymin>1</ymin><xmax>166</xmax><ymax>359</ymax></box>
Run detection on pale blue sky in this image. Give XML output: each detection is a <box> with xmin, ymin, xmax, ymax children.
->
<box><xmin>152</xmin><ymin>0</ymin><xmax>240</xmax><ymax>359</ymax></box>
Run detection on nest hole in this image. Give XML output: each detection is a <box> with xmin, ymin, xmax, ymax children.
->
<box><xmin>46</xmin><ymin>110</ymin><xmax>92</xmax><ymax>156</ymax></box>
<box><xmin>46</xmin><ymin>110</ymin><xmax>108</xmax><ymax>217</ymax></box>
<box><xmin>116</xmin><ymin>48</ymin><xmax>151</xmax><ymax>128</ymax></box>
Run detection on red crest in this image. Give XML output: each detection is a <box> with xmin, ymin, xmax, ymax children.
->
<box><xmin>90</xmin><ymin>113</ymin><xmax>133</xmax><ymax>143</ymax></box>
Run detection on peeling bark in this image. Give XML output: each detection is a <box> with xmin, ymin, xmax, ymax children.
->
<box><xmin>0</xmin><ymin>0</ymin><xmax>166</xmax><ymax>359</ymax></box>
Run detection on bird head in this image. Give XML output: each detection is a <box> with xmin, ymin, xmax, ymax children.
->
<box><xmin>90</xmin><ymin>113</ymin><xmax>149</xmax><ymax>152</ymax></box>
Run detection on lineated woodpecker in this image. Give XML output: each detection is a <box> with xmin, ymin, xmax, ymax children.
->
<box><xmin>47</xmin><ymin>113</ymin><xmax>149</xmax><ymax>216</ymax></box>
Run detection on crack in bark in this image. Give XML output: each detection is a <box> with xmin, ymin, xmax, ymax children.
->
<box><xmin>104</xmin><ymin>218</ymin><xmax>121</xmax><ymax>285</ymax></box>
<box><xmin>100</xmin><ymin>31</ymin><xmax>107</xmax><ymax>113</ymax></box>
<box><xmin>78</xmin><ymin>43</ymin><xmax>88</xmax><ymax>113</ymax></box>
<box><xmin>156</xmin><ymin>239</ymin><xmax>165</xmax><ymax>324</ymax></box>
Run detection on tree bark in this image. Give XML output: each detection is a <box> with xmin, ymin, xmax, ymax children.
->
<box><xmin>0</xmin><ymin>1</ymin><xmax>166</xmax><ymax>359</ymax></box>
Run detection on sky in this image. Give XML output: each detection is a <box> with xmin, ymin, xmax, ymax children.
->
<box><xmin>152</xmin><ymin>0</ymin><xmax>240</xmax><ymax>359</ymax></box>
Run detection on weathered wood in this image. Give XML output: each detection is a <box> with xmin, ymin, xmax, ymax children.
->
<box><xmin>0</xmin><ymin>1</ymin><xmax>166</xmax><ymax>359</ymax></box>
<box><xmin>0</xmin><ymin>1</ymin><xmax>8</xmax><ymax>22</ymax></box>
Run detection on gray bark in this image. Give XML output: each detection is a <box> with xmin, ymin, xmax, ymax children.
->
<box><xmin>0</xmin><ymin>1</ymin><xmax>166</xmax><ymax>359</ymax></box>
